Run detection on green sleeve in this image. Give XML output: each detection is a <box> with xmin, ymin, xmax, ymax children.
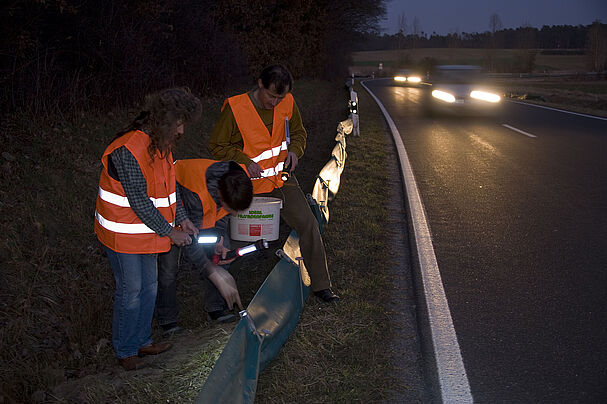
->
<box><xmin>288</xmin><ymin>99</ymin><xmax>307</xmax><ymax>158</ymax></box>
<box><xmin>208</xmin><ymin>103</ymin><xmax>253</xmax><ymax>166</ymax></box>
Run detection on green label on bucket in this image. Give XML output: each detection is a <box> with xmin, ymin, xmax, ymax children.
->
<box><xmin>238</xmin><ymin>213</ymin><xmax>274</xmax><ymax>219</ymax></box>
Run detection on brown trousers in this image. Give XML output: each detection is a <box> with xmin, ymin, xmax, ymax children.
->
<box><xmin>259</xmin><ymin>174</ymin><xmax>331</xmax><ymax>291</ymax></box>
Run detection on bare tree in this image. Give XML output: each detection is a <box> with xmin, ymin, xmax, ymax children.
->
<box><xmin>397</xmin><ymin>12</ymin><xmax>408</xmax><ymax>35</ymax></box>
<box><xmin>396</xmin><ymin>12</ymin><xmax>407</xmax><ymax>50</ymax></box>
<box><xmin>412</xmin><ymin>16</ymin><xmax>420</xmax><ymax>48</ymax></box>
<box><xmin>489</xmin><ymin>13</ymin><xmax>504</xmax><ymax>48</ymax></box>
<box><xmin>516</xmin><ymin>21</ymin><xmax>538</xmax><ymax>72</ymax></box>
<box><xmin>586</xmin><ymin>20</ymin><xmax>607</xmax><ymax>72</ymax></box>
<box><xmin>489</xmin><ymin>13</ymin><xmax>503</xmax><ymax>34</ymax></box>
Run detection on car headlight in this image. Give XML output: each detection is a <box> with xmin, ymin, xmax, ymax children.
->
<box><xmin>470</xmin><ymin>90</ymin><xmax>501</xmax><ymax>103</ymax></box>
<box><xmin>432</xmin><ymin>90</ymin><xmax>456</xmax><ymax>103</ymax></box>
<box><xmin>394</xmin><ymin>76</ymin><xmax>407</xmax><ymax>82</ymax></box>
<box><xmin>407</xmin><ymin>76</ymin><xmax>422</xmax><ymax>83</ymax></box>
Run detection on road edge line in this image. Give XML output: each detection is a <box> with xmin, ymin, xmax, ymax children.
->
<box><xmin>361</xmin><ymin>79</ymin><xmax>473</xmax><ymax>403</ymax></box>
<box><xmin>506</xmin><ymin>100</ymin><xmax>607</xmax><ymax>121</ymax></box>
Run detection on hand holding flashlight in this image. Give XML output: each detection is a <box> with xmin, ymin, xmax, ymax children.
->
<box><xmin>213</xmin><ymin>236</ymin><xmax>236</xmax><ymax>265</ymax></box>
<box><xmin>281</xmin><ymin>151</ymin><xmax>298</xmax><ymax>182</ymax></box>
<box><xmin>212</xmin><ymin>238</ymin><xmax>270</xmax><ymax>264</ymax></box>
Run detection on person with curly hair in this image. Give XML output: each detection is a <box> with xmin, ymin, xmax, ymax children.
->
<box><xmin>94</xmin><ymin>87</ymin><xmax>201</xmax><ymax>371</ymax></box>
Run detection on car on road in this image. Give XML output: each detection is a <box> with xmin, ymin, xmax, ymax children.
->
<box><xmin>393</xmin><ymin>69</ymin><xmax>425</xmax><ymax>86</ymax></box>
<box><xmin>423</xmin><ymin>65</ymin><xmax>502</xmax><ymax>116</ymax></box>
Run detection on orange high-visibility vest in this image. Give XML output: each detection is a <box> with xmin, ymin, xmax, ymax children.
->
<box><xmin>174</xmin><ymin>159</ymin><xmax>230</xmax><ymax>229</ymax></box>
<box><xmin>94</xmin><ymin>130</ymin><xmax>176</xmax><ymax>254</ymax></box>
<box><xmin>223</xmin><ymin>92</ymin><xmax>293</xmax><ymax>194</ymax></box>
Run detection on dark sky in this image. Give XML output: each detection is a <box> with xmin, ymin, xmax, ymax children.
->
<box><xmin>382</xmin><ymin>0</ymin><xmax>607</xmax><ymax>35</ymax></box>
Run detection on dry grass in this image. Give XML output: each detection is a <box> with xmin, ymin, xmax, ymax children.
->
<box><xmin>494</xmin><ymin>78</ymin><xmax>607</xmax><ymax>118</ymax></box>
<box><xmin>254</xmin><ymin>83</ymin><xmax>413</xmax><ymax>403</ymax></box>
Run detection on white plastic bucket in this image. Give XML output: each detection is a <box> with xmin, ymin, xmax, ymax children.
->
<box><xmin>230</xmin><ymin>197</ymin><xmax>283</xmax><ymax>241</ymax></box>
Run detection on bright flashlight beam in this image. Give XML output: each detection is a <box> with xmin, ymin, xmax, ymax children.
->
<box><xmin>198</xmin><ymin>236</ymin><xmax>218</xmax><ymax>244</ymax></box>
<box><xmin>432</xmin><ymin>90</ymin><xmax>456</xmax><ymax>103</ymax></box>
<box><xmin>238</xmin><ymin>245</ymin><xmax>258</xmax><ymax>256</ymax></box>
<box><xmin>470</xmin><ymin>90</ymin><xmax>501</xmax><ymax>103</ymax></box>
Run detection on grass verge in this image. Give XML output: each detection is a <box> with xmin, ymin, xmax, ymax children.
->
<box><xmin>494</xmin><ymin>78</ymin><xmax>607</xmax><ymax>118</ymax></box>
<box><xmin>1</xmin><ymin>79</ymin><xmax>419</xmax><ymax>402</ymax></box>
<box><xmin>254</xmin><ymin>82</ymin><xmax>415</xmax><ymax>402</ymax></box>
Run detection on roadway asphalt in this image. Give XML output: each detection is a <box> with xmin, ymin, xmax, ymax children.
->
<box><xmin>365</xmin><ymin>79</ymin><xmax>607</xmax><ymax>403</ymax></box>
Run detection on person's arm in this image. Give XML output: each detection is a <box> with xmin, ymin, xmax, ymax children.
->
<box><xmin>208</xmin><ymin>103</ymin><xmax>252</xmax><ymax>166</ymax></box>
<box><xmin>175</xmin><ymin>185</ymin><xmax>189</xmax><ymax>225</ymax></box>
<box><xmin>110</xmin><ymin>147</ymin><xmax>174</xmax><ymax>236</ymax></box>
<box><xmin>287</xmin><ymin>100</ymin><xmax>307</xmax><ymax>159</ymax></box>
<box><xmin>178</xmin><ymin>193</ymin><xmax>242</xmax><ymax>309</ymax></box>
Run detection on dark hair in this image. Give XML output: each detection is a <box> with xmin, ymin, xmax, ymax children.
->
<box><xmin>217</xmin><ymin>161</ymin><xmax>253</xmax><ymax>210</ymax></box>
<box><xmin>259</xmin><ymin>64</ymin><xmax>293</xmax><ymax>94</ymax></box>
<box><xmin>117</xmin><ymin>87</ymin><xmax>202</xmax><ymax>160</ymax></box>
<box><xmin>218</xmin><ymin>162</ymin><xmax>253</xmax><ymax>211</ymax></box>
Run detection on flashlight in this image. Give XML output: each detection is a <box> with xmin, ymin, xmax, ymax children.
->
<box><xmin>191</xmin><ymin>234</ymin><xmax>219</xmax><ymax>244</ymax></box>
<box><xmin>212</xmin><ymin>239</ymin><xmax>270</xmax><ymax>264</ymax></box>
<box><xmin>280</xmin><ymin>160</ymin><xmax>292</xmax><ymax>182</ymax></box>
<box><xmin>280</xmin><ymin>116</ymin><xmax>291</xmax><ymax>182</ymax></box>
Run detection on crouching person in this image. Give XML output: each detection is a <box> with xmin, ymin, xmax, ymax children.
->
<box><xmin>156</xmin><ymin>159</ymin><xmax>253</xmax><ymax>335</ymax></box>
<box><xmin>94</xmin><ymin>88</ymin><xmax>202</xmax><ymax>370</ymax></box>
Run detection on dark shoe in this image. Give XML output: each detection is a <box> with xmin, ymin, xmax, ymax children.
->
<box><xmin>314</xmin><ymin>288</ymin><xmax>340</xmax><ymax>302</ymax></box>
<box><xmin>118</xmin><ymin>356</ymin><xmax>146</xmax><ymax>371</ymax></box>
<box><xmin>207</xmin><ymin>309</ymin><xmax>238</xmax><ymax>323</ymax></box>
<box><xmin>138</xmin><ymin>342</ymin><xmax>173</xmax><ymax>357</ymax></box>
<box><xmin>161</xmin><ymin>323</ymin><xmax>183</xmax><ymax>337</ymax></box>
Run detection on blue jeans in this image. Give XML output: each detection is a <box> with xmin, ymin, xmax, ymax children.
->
<box><xmin>105</xmin><ymin>247</ymin><xmax>157</xmax><ymax>359</ymax></box>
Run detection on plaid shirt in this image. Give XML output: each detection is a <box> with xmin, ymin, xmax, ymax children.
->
<box><xmin>110</xmin><ymin>146</ymin><xmax>187</xmax><ymax>237</ymax></box>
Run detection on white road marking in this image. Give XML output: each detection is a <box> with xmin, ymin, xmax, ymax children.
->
<box><xmin>361</xmin><ymin>80</ymin><xmax>473</xmax><ymax>403</ymax></box>
<box><xmin>507</xmin><ymin>100</ymin><xmax>607</xmax><ymax>121</ymax></box>
<box><xmin>502</xmin><ymin>124</ymin><xmax>537</xmax><ymax>138</ymax></box>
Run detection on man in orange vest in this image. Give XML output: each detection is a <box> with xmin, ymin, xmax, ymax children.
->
<box><xmin>209</xmin><ymin>64</ymin><xmax>339</xmax><ymax>302</ymax></box>
<box><xmin>156</xmin><ymin>159</ymin><xmax>253</xmax><ymax>334</ymax></box>
<box><xmin>95</xmin><ymin>88</ymin><xmax>201</xmax><ymax>371</ymax></box>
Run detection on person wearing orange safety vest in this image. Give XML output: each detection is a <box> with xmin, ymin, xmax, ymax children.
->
<box><xmin>156</xmin><ymin>159</ymin><xmax>253</xmax><ymax>333</ymax></box>
<box><xmin>94</xmin><ymin>88</ymin><xmax>201</xmax><ymax>371</ymax></box>
<box><xmin>208</xmin><ymin>64</ymin><xmax>339</xmax><ymax>302</ymax></box>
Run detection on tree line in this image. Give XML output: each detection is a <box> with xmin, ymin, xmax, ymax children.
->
<box><xmin>355</xmin><ymin>21</ymin><xmax>606</xmax><ymax>53</ymax></box>
<box><xmin>356</xmin><ymin>20</ymin><xmax>607</xmax><ymax>74</ymax></box>
<box><xmin>1</xmin><ymin>0</ymin><xmax>385</xmax><ymax>115</ymax></box>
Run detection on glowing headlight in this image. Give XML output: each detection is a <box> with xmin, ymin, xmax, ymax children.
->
<box><xmin>407</xmin><ymin>76</ymin><xmax>422</xmax><ymax>83</ymax></box>
<box><xmin>470</xmin><ymin>90</ymin><xmax>501</xmax><ymax>103</ymax></box>
<box><xmin>394</xmin><ymin>76</ymin><xmax>407</xmax><ymax>82</ymax></box>
<box><xmin>432</xmin><ymin>90</ymin><xmax>456</xmax><ymax>103</ymax></box>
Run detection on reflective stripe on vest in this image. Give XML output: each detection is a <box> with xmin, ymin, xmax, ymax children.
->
<box><xmin>95</xmin><ymin>210</ymin><xmax>175</xmax><ymax>234</ymax></box>
<box><xmin>98</xmin><ymin>187</ymin><xmax>177</xmax><ymax>209</ymax></box>
<box><xmin>251</xmin><ymin>141</ymin><xmax>288</xmax><ymax>163</ymax></box>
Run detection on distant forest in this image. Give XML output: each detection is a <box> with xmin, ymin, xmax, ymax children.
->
<box><xmin>356</xmin><ymin>21</ymin><xmax>606</xmax><ymax>52</ymax></box>
<box><xmin>1</xmin><ymin>1</ymin><xmax>604</xmax><ymax>116</ymax></box>
<box><xmin>1</xmin><ymin>0</ymin><xmax>385</xmax><ymax>115</ymax></box>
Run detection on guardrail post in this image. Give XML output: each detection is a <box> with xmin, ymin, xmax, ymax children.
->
<box><xmin>348</xmin><ymin>85</ymin><xmax>359</xmax><ymax>137</ymax></box>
